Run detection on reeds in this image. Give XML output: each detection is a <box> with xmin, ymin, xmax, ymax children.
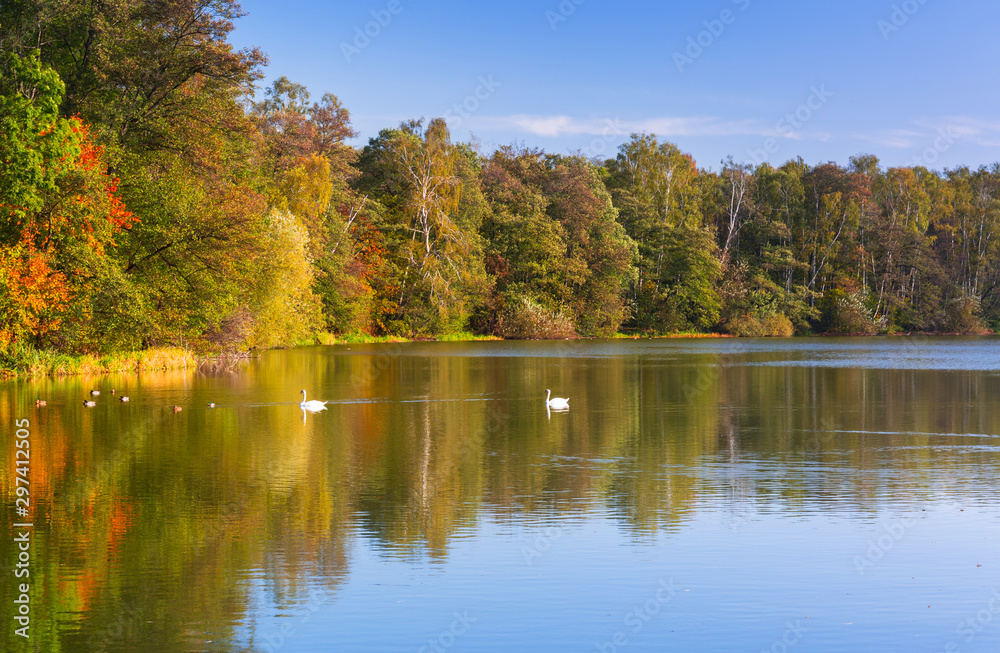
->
<box><xmin>0</xmin><ymin>345</ymin><xmax>196</xmax><ymax>378</ymax></box>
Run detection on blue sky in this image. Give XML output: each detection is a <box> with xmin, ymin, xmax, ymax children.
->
<box><xmin>230</xmin><ymin>0</ymin><xmax>1000</xmax><ymax>170</ymax></box>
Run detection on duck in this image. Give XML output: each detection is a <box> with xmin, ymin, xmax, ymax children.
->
<box><xmin>299</xmin><ymin>390</ymin><xmax>329</xmax><ymax>412</ymax></box>
<box><xmin>545</xmin><ymin>389</ymin><xmax>569</xmax><ymax>410</ymax></box>
<box><xmin>83</xmin><ymin>400</ymin><xmax>96</xmax><ymax>407</ymax></box>
<box><xmin>208</xmin><ymin>402</ymin><xmax>215</xmax><ymax>408</ymax></box>
<box><xmin>90</xmin><ymin>390</ymin><xmax>100</xmax><ymax>396</ymax></box>
<box><xmin>119</xmin><ymin>396</ymin><xmax>130</xmax><ymax>402</ymax></box>
<box><xmin>35</xmin><ymin>399</ymin><xmax>46</xmax><ymax>407</ymax></box>
<box><xmin>172</xmin><ymin>405</ymin><xmax>182</xmax><ymax>413</ymax></box>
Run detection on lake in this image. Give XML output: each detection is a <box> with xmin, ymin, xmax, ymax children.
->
<box><xmin>3</xmin><ymin>337</ymin><xmax>1000</xmax><ymax>652</ymax></box>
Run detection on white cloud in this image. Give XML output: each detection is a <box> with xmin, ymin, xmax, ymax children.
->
<box><xmin>857</xmin><ymin>116</ymin><xmax>1000</xmax><ymax>151</ymax></box>
<box><xmin>853</xmin><ymin>129</ymin><xmax>923</xmax><ymax>149</ymax></box>
<box><xmin>508</xmin><ymin>115</ymin><xmax>581</xmax><ymax>137</ymax></box>
<box><xmin>463</xmin><ymin>114</ymin><xmax>831</xmax><ymax>141</ymax></box>
<box><xmin>914</xmin><ymin>116</ymin><xmax>1000</xmax><ymax>144</ymax></box>
<box><xmin>627</xmin><ymin>116</ymin><xmax>762</xmax><ymax>138</ymax></box>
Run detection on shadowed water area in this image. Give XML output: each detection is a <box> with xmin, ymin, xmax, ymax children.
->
<box><xmin>2</xmin><ymin>337</ymin><xmax>1000</xmax><ymax>652</ymax></box>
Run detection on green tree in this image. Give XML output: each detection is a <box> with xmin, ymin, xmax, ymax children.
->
<box><xmin>605</xmin><ymin>134</ymin><xmax>715</xmax><ymax>332</ymax></box>
<box><xmin>477</xmin><ymin>147</ymin><xmax>636</xmax><ymax>337</ymax></box>
<box><xmin>934</xmin><ymin>166</ymin><xmax>1000</xmax><ymax>330</ymax></box>
<box><xmin>0</xmin><ymin>2</ymin><xmax>337</xmax><ymax>353</ymax></box>
<box><xmin>544</xmin><ymin>154</ymin><xmax>637</xmax><ymax>335</ymax></box>
<box><xmin>1</xmin><ymin>0</ymin><xmax>266</xmax><ymax>149</ymax></box>
<box><xmin>477</xmin><ymin>147</ymin><xmax>573</xmax><ymax>336</ymax></box>
<box><xmin>0</xmin><ymin>51</ymin><xmax>140</xmax><ymax>352</ymax></box>
<box><xmin>354</xmin><ymin>119</ymin><xmax>487</xmax><ymax>335</ymax></box>
<box><xmin>716</xmin><ymin>156</ymin><xmax>755</xmax><ymax>262</ymax></box>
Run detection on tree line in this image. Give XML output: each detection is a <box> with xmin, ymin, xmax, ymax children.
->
<box><xmin>2</xmin><ymin>0</ymin><xmax>997</xmax><ymax>361</ymax></box>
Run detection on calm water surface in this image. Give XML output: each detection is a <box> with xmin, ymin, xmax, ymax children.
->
<box><xmin>3</xmin><ymin>337</ymin><xmax>1000</xmax><ymax>652</ymax></box>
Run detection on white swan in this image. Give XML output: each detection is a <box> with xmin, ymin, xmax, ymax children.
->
<box><xmin>545</xmin><ymin>389</ymin><xmax>569</xmax><ymax>410</ymax></box>
<box><xmin>299</xmin><ymin>390</ymin><xmax>329</xmax><ymax>412</ymax></box>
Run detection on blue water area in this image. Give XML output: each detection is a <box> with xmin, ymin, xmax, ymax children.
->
<box><xmin>3</xmin><ymin>337</ymin><xmax>1000</xmax><ymax>651</ymax></box>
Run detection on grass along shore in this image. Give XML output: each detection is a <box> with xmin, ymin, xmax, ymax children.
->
<box><xmin>0</xmin><ymin>333</ymin><xmax>501</xmax><ymax>378</ymax></box>
<box><xmin>0</xmin><ymin>345</ymin><xmax>197</xmax><ymax>379</ymax></box>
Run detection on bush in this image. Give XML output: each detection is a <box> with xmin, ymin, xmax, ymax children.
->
<box><xmin>725</xmin><ymin>312</ymin><xmax>795</xmax><ymax>337</ymax></box>
<box><xmin>819</xmin><ymin>289</ymin><xmax>881</xmax><ymax>335</ymax></box>
<box><xmin>202</xmin><ymin>308</ymin><xmax>256</xmax><ymax>353</ymax></box>
<box><xmin>496</xmin><ymin>296</ymin><xmax>576</xmax><ymax>339</ymax></box>
<box><xmin>945</xmin><ymin>296</ymin><xmax>986</xmax><ymax>334</ymax></box>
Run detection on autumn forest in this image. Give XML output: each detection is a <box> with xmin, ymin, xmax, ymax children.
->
<box><xmin>3</xmin><ymin>0</ymin><xmax>999</xmax><ymax>374</ymax></box>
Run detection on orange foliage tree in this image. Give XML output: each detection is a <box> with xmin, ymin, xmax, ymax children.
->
<box><xmin>0</xmin><ymin>52</ymin><xmax>136</xmax><ymax>351</ymax></box>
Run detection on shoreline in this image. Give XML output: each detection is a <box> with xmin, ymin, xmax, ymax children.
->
<box><xmin>2</xmin><ymin>330</ymin><xmax>994</xmax><ymax>379</ymax></box>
